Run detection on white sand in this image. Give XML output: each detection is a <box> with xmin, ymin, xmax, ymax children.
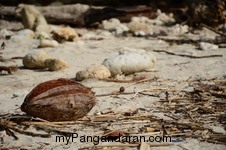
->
<box><xmin>0</xmin><ymin>25</ymin><xmax>226</xmax><ymax>149</ymax></box>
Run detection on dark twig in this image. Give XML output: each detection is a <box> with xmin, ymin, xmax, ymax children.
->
<box><xmin>0</xmin><ymin>122</ymin><xmax>51</xmax><ymax>138</ymax></box>
<box><xmin>96</xmin><ymin>92</ymin><xmax>135</xmax><ymax>97</ymax></box>
<box><xmin>201</xmin><ymin>24</ymin><xmax>226</xmax><ymax>37</ymax></box>
<box><xmin>153</xmin><ymin>49</ymin><xmax>222</xmax><ymax>59</ymax></box>
<box><xmin>10</xmin><ymin>56</ymin><xmax>24</xmax><ymax>60</ymax></box>
<box><xmin>1</xmin><ymin>42</ymin><xmax>5</xmax><ymax>50</ymax></box>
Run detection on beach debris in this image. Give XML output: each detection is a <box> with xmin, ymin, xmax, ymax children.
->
<box><xmin>0</xmin><ymin>29</ymin><xmax>13</xmax><ymax>39</ymax></box>
<box><xmin>102</xmin><ymin>48</ymin><xmax>156</xmax><ymax>76</ymax></box>
<box><xmin>51</xmin><ymin>26</ymin><xmax>79</xmax><ymax>42</ymax></box>
<box><xmin>19</xmin><ymin>4</ymin><xmax>48</xmax><ymax>31</ymax></box>
<box><xmin>0</xmin><ymin>66</ymin><xmax>18</xmax><ymax>74</ymax></box>
<box><xmin>1</xmin><ymin>42</ymin><xmax>5</xmax><ymax>50</ymax></box>
<box><xmin>38</xmin><ymin>39</ymin><xmax>59</xmax><ymax>48</ymax></box>
<box><xmin>153</xmin><ymin>49</ymin><xmax>222</xmax><ymax>59</ymax></box>
<box><xmin>11</xmin><ymin>29</ymin><xmax>35</xmax><ymax>41</ymax></box>
<box><xmin>44</xmin><ymin>58</ymin><xmax>67</xmax><ymax>71</ymax></box>
<box><xmin>22</xmin><ymin>50</ymin><xmax>67</xmax><ymax>71</ymax></box>
<box><xmin>22</xmin><ymin>50</ymin><xmax>50</xmax><ymax>69</ymax></box>
<box><xmin>188</xmin><ymin>0</ymin><xmax>225</xmax><ymax>27</ymax></box>
<box><xmin>100</xmin><ymin>18</ymin><xmax>129</xmax><ymax>35</ymax></box>
<box><xmin>127</xmin><ymin>19</ymin><xmax>153</xmax><ymax>36</ymax></box>
<box><xmin>76</xmin><ymin>64</ymin><xmax>111</xmax><ymax>81</ymax></box>
<box><xmin>36</xmin><ymin>32</ymin><xmax>51</xmax><ymax>39</ymax></box>
<box><xmin>199</xmin><ymin>42</ymin><xmax>219</xmax><ymax>50</ymax></box>
<box><xmin>168</xmin><ymin>24</ymin><xmax>189</xmax><ymax>35</ymax></box>
<box><xmin>20</xmin><ymin>78</ymin><xmax>96</xmax><ymax>121</ymax></box>
<box><xmin>148</xmin><ymin>9</ymin><xmax>175</xmax><ymax>25</ymax></box>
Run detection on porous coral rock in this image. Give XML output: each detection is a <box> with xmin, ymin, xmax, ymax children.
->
<box><xmin>44</xmin><ymin>58</ymin><xmax>67</xmax><ymax>71</ymax></box>
<box><xmin>23</xmin><ymin>50</ymin><xmax>50</xmax><ymax>69</ymax></box>
<box><xmin>76</xmin><ymin>64</ymin><xmax>111</xmax><ymax>81</ymax></box>
<box><xmin>102</xmin><ymin>48</ymin><xmax>156</xmax><ymax>76</ymax></box>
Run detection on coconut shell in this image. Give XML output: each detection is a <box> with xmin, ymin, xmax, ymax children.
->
<box><xmin>21</xmin><ymin>78</ymin><xmax>96</xmax><ymax>121</ymax></box>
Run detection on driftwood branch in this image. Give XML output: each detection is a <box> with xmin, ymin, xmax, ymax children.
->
<box><xmin>0</xmin><ymin>4</ymin><xmax>158</xmax><ymax>26</ymax></box>
<box><xmin>0</xmin><ymin>4</ymin><xmax>125</xmax><ymax>26</ymax></box>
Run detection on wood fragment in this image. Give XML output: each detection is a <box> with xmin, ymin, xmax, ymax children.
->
<box><xmin>153</xmin><ymin>49</ymin><xmax>222</xmax><ymax>59</ymax></box>
<box><xmin>1</xmin><ymin>42</ymin><xmax>5</xmax><ymax>50</ymax></box>
<box><xmin>201</xmin><ymin>24</ymin><xmax>226</xmax><ymax>37</ymax></box>
<box><xmin>10</xmin><ymin>56</ymin><xmax>24</xmax><ymax>60</ymax></box>
<box><xmin>0</xmin><ymin>122</ymin><xmax>51</xmax><ymax>138</ymax></box>
<box><xmin>80</xmin><ymin>143</ymin><xmax>174</xmax><ymax>150</ymax></box>
<box><xmin>96</xmin><ymin>92</ymin><xmax>135</xmax><ymax>97</ymax></box>
<box><xmin>0</xmin><ymin>66</ymin><xmax>18</xmax><ymax>74</ymax></box>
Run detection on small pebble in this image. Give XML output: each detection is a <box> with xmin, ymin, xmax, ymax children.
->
<box><xmin>39</xmin><ymin>39</ymin><xmax>59</xmax><ymax>48</ymax></box>
<box><xmin>199</xmin><ymin>42</ymin><xmax>218</xmax><ymax>50</ymax></box>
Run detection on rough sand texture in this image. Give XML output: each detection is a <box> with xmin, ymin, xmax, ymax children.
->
<box><xmin>0</xmin><ymin>26</ymin><xmax>226</xmax><ymax>150</ymax></box>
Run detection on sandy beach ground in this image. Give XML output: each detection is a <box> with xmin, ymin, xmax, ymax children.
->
<box><xmin>0</xmin><ymin>20</ymin><xmax>226</xmax><ymax>149</ymax></box>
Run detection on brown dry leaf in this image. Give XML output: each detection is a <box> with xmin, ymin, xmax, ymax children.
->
<box><xmin>140</xmin><ymin>142</ymin><xmax>151</xmax><ymax>150</ymax></box>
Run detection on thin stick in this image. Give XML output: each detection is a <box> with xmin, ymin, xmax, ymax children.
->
<box><xmin>153</xmin><ymin>49</ymin><xmax>222</xmax><ymax>58</ymax></box>
<box><xmin>201</xmin><ymin>24</ymin><xmax>226</xmax><ymax>37</ymax></box>
<box><xmin>96</xmin><ymin>92</ymin><xmax>135</xmax><ymax>97</ymax></box>
<box><xmin>132</xmin><ymin>87</ymin><xmax>180</xmax><ymax>98</ymax></box>
<box><xmin>0</xmin><ymin>122</ymin><xmax>51</xmax><ymax>138</ymax></box>
<box><xmin>10</xmin><ymin>56</ymin><xmax>24</xmax><ymax>60</ymax></box>
<box><xmin>79</xmin><ymin>143</ymin><xmax>174</xmax><ymax>150</ymax></box>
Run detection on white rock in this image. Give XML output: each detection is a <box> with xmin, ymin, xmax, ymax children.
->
<box><xmin>150</xmin><ymin>9</ymin><xmax>175</xmax><ymax>25</ymax></box>
<box><xmin>39</xmin><ymin>39</ymin><xmax>59</xmax><ymax>48</ymax></box>
<box><xmin>210</xmin><ymin>125</ymin><xmax>225</xmax><ymax>134</ymax></box>
<box><xmin>35</xmin><ymin>24</ymin><xmax>51</xmax><ymax>34</ymax></box>
<box><xmin>0</xmin><ymin>29</ymin><xmax>14</xmax><ymax>39</ymax></box>
<box><xmin>131</xmin><ymin>16</ymin><xmax>150</xmax><ymax>23</ymax></box>
<box><xmin>23</xmin><ymin>50</ymin><xmax>50</xmax><ymax>69</ymax></box>
<box><xmin>96</xmin><ymin>30</ymin><xmax>112</xmax><ymax>36</ymax></box>
<box><xmin>199</xmin><ymin>42</ymin><xmax>218</xmax><ymax>50</ymax></box>
<box><xmin>52</xmin><ymin>26</ymin><xmax>79</xmax><ymax>42</ymax></box>
<box><xmin>129</xmin><ymin>10</ymin><xmax>175</xmax><ymax>26</ymax></box>
<box><xmin>76</xmin><ymin>64</ymin><xmax>111</xmax><ymax>81</ymax></box>
<box><xmin>44</xmin><ymin>58</ymin><xmax>68</xmax><ymax>71</ymax></box>
<box><xmin>127</xmin><ymin>21</ymin><xmax>153</xmax><ymax>36</ymax></box>
<box><xmin>168</xmin><ymin>24</ymin><xmax>189</xmax><ymax>35</ymax></box>
<box><xmin>102</xmin><ymin>49</ymin><xmax>156</xmax><ymax>76</ymax></box>
<box><xmin>100</xmin><ymin>18</ymin><xmax>129</xmax><ymax>35</ymax></box>
<box><xmin>19</xmin><ymin>4</ymin><xmax>48</xmax><ymax>30</ymax></box>
<box><xmin>36</xmin><ymin>31</ymin><xmax>51</xmax><ymax>39</ymax></box>
<box><xmin>11</xmin><ymin>29</ymin><xmax>35</xmax><ymax>40</ymax></box>
<box><xmin>101</xmin><ymin>18</ymin><xmax>121</xmax><ymax>30</ymax></box>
